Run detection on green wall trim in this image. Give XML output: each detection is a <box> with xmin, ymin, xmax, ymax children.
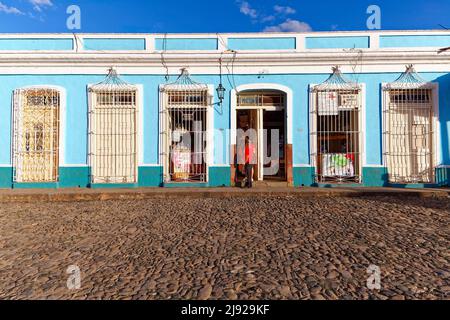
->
<box><xmin>138</xmin><ymin>166</ymin><xmax>163</xmax><ymax>187</ymax></box>
<box><xmin>436</xmin><ymin>167</ymin><xmax>450</xmax><ymax>187</ymax></box>
<box><xmin>293</xmin><ymin>166</ymin><xmax>315</xmax><ymax>187</ymax></box>
<box><xmin>13</xmin><ymin>182</ymin><xmax>58</xmax><ymax>189</ymax></box>
<box><xmin>162</xmin><ymin>166</ymin><xmax>230</xmax><ymax>188</ymax></box>
<box><xmin>209</xmin><ymin>166</ymin><xmax>231</xmax><ymax>187</ymax></box>
<box><xmin>0</xmin><ymin>167</ymin><xmax>13</xmax><ymax>189</ymax></box>
<box><xmin>89</xmin><ymin>183</ymin><xmax>139</xmax><ymax>189</ymax></box>
<box><xmin>0</xmin><ymin>166</ymin><xmax>448</xmax><ymax>189</ymax></box>
<box><xmin>163</xmin><ymin>182</ymin><xmax>209</xmax><ymax>188</ymax></box>
<box><xmin>387</xmin><ymin>183</ymin><xmax>442</xmax><ymax>189</ymax></box>
<box><xmin>317</xmin><ymin>183</ymin><xmax>363</xmax><ymax>188</ymax></box>
<box><xmin>363</xmin><ymin>167</ymin><xmax>389</xmax><ymax>187</ymax></box>
<box><xmin>59</xmin><ymin>167</ymin><xmax>90</xmax><ymax>188</ymax></box>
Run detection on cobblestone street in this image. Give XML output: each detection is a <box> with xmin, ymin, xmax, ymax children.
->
<box><xmin>0</xmin><ymin>195</ymin><xmax>448</xmax><ymax>300</ymax></box>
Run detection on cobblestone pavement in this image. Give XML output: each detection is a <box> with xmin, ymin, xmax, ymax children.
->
<box><xmin>0</xmin><ymin>195</ymin><xmax>448</xmax><ymax>300</ymax></box>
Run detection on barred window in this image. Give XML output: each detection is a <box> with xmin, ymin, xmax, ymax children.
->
<box><xmin>311</xmin><ymin>88</ymin><xmax>362</xmax><ymax>184</ymax></box>
<box><xmin>310</xmin><ymin>67</ymin><xmax>362</xmax><ymax>184</ymax></box>
<box><xmin>89</xmin><ymin>88</ymin><xmax>138</xmax><ymax>184</ymax></box>
<box><xmin>164</xmin><ymin>89</ymin><xmax>209</xmax><ymax>183</ymax></box>
<box><xmin>383</xmin><ymin>87</ymin><xmax>435</xmax><ymax>183</ymax></box>
<box><xmin>13</xmin><ymin>88</ymin><xmax>60</xmax><ymax>182</ymax></box>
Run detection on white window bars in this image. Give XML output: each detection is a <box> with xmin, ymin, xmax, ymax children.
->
<box><xmin>310</xmin><ymin>66</ymin><xmax>363</xmax><ymax>184</ymax></box>
<box><xmin>382</xmin><ymin>65</ymin><xmax>436</xmax><ymax>184</ymax></box>
<box><xmin>89</xmin><ymin>68</ymin><xmax>138</xmax><ymax>184</ymax></box>
<box><xmin>13</xmin><ymin>87</ymin><xmax>60</xmax><ymax>183</ymax></box>
<box><xmin>160</xmin><ymin>69</ymin><xmax>211</xmax><ymax>183</ymax></box>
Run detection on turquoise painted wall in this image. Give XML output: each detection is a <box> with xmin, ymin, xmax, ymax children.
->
<box><xmin>228</xmin><ymin>37</ymin><xmax>296</xmax><ymax>50</ymax></box>
<box><xmin>306</xmin><ymin>36</ymin><xmax>370</xmax><ymax>49</ymax></box>
<box><xmin>380</xmin><ymin>35</ymin><xmax>450</xmax><ymax>48</ymax></box>
<box><xmin>83</xmin><ymin>38</ymin><xmax>146</xmax><ymax>51</ymax></box>
<box><xmin>0</xmin><ymin>167</ymin><xmax>12</xmax><ymax>188</ymax></box>
<box><xmin>0</xmin><ymin>38</ymin><xmax>73</xmax><ymax>51</ymax></box>
<box><xmin>0</xmin><ymin>71</ymin><xmax>449</xmax><ymax>188</ymax></box>
<box><xmin>155</xmin><ymin>38</ymin><xmax>218</xmax><ymax>50</ymax></box>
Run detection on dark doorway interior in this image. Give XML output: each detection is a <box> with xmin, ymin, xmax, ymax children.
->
<box><xmin>263</xmin><ymin>110</ymin><xmax>286</xmax><ymax>181</ymax></box>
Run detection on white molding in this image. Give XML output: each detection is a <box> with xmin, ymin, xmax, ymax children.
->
<box><xmin>158</xmin><ymin>84</ymin><xmax>164</xmax><ymax>171</ymax></box>
<box><xmin>295</xmin><ymin>35</ymin><xmax>305</xmax><ymax>51</ymax></box>
<box><xmin>370</xmin><ymin>34</ymin><xmax>380</xmax><ymax>50</ymax></box>
<box><xmin>293</xmin><ymin>164</ymin><xmax>313</xmax><ymax>168</ymax></box>
<box><xmin>136</xmin><ymin>84</ymin><xmax>145</xmax><ymax>166</ymax></box>
<box><xmin>0</xmin><ymin>44</ymin><xmax>449</xmax><ymax>72</ymax></box>
<box><xmin>432</xmin><ymin>82</ymin><xmax>441</xmax><ymax>166</ymax></box>
<box><xmin>144</xmin><ymin>35</ymin><xmax>154</xmax><ymax>52</ymax></box>
<box><xmin>361</xmin><ymin>83</ymin><xmax>367</xmax><ymax>167</ymax></box>
<box><xmin>207</xmin><ymin>84</ymin><xmax>215</xmax><ymax>174</ymax></box>
<box><xmin>217</xmin><ymin>34</ymin><xmax>228</xmax><ymax>51</ymax></box>
<box><xmin>0</xmin><ymin>62</ymin><xmax>448</xmax><ymax>75</ymax></box>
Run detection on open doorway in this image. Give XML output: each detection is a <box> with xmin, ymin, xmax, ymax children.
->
<box><xmin>233</xmin><ymin>91</ymin><xmax>287</xmax><ymax>186</ymax></box>
<box><xmin>263</xmin><ymin>110</ymin><xmax>286</xmax><ymax>181</ymax></box>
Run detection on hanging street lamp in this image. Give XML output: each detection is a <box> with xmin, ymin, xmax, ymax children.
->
<box><xmin>216</xmin><ymin>83</ymin><xmax>226</xmax><ymax>105</ymax></box>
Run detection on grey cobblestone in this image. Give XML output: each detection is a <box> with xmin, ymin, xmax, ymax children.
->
<box><xmin>0</xmin><ymin>195</ymin><xmax>448</xmax><ymax>300</ymax></box>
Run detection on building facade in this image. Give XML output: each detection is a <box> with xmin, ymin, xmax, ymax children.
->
<box><xmin>0</xmin><ymin>30</ymin><xmax>449</xmax><ymax>189</ymax></box>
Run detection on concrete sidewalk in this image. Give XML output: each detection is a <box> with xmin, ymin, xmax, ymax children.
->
<box><xmin>0</xmin><ymin>187</ymin><xmax>448</xmax><ymax>202</ymax></box>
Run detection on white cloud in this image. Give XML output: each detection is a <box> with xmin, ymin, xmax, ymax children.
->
<box><xmin>29</xmin><ymin>0</ymin><xmax>53</xmax><ymax>12</ymax></box>
<box><xmin>238</xmin><ymin>1</ymin><xmax>258</xmax><ymax>19</ymax></box>
<box><xmin>274</xmin><ymin>5</ymin><xmax>296</xmax><ymax>15</ymax></box>
<box><xmin>0</xmin><ymin>2</ymin><xmax>24</xmax><ymax>15</ymax></box>
<box><xmin>261</xmin><ymin>15</ymin><xmax>275</xmax><ymax>23</ymax></box>
<box><xmin>264</xmin><ymin>19</ymin><xmax>312</xmax><ymax>32</ymax></box>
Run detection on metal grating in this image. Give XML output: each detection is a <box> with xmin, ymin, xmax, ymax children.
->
<box><xmin>161</xmin><ymin>69</ymin><xmax>210</xmax><ymax>183</ymax></box>
<box><xmin>310</xmin><ymin>67</ymin><xmax>362</xmax><ymax>184</ymax></box>
<box><xmin>89</xmin><ymin>69</ymin><xmax>138</xmax><ymax>184</ymax></box>
<box><xmin>382</xmin><ymin>66</ymin><xmax>435</xmax><ymax>183</ymax></box>
<box><xmin>13</xmin><ymin>88</ymin><xmax>60</xmax><ymax>183</ymax></box>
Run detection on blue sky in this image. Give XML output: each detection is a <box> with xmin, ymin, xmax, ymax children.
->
<box><xmin>0</xmin><ymin>0</ymin><xmax>449</xmax><ymax>33</ymax></box>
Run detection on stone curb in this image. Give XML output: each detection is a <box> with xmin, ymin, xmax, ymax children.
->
<box><xmin>0</xmin><ymin>188</ymin><xmax>448</xmax><ymax>203</ymax></box>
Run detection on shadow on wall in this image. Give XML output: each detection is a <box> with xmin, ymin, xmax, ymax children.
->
<box><xmin>436</xmin><ymin>72</ymin><xmax>450</xmax><ymax>186</ymax></box>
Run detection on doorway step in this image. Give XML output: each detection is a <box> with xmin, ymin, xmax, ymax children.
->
<box><xmin>253</xmin><ymin>181</ymin><xmax>289</xmax><ymax>188</ymax></box>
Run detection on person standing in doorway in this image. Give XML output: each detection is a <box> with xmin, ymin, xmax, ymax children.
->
<box><xmin>244</xmin><ymin>136</ymin><xmax>256</xmax><ymax>188</ymax></box>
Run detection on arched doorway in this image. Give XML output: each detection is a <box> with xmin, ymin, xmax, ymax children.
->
<box><xmin>230</xmin><ymin>84</ymin><xmax>293</xmax><ymax>186</ymax></box>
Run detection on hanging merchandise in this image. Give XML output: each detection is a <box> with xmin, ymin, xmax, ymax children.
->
<box><xmin>160</xmin><ymin>68</ymin><xmax>211</xmax><ymax>183</ymax></box>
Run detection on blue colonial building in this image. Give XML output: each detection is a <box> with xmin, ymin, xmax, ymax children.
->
<box><xmin>0</xmin><ymin>30</ymin><xmax>449</xmax><ymax>189</ymax></box>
